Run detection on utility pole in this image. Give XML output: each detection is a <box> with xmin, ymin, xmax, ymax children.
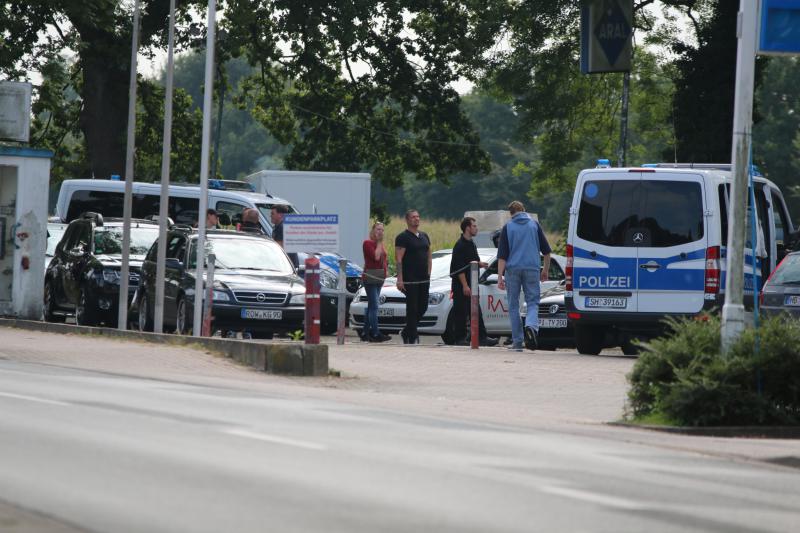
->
<box><xmin>721</xmin><ymin>0</ymin><xmax>758</xmax><ymax>352</ymax></box>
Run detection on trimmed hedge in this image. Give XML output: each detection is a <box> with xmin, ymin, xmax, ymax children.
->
<box><xmin>627</xmin><ymin>315</ymin><xmax>800</xmax><ymax>426</ymax></box>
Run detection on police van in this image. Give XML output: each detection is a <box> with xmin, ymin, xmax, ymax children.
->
<box><xmin>55</xmin><ymin>178</ymin><xmax>297</xmax><ymax>236</ymax></box>
<box><xmin>565</xmin><ymin>163</ymin><xmax>795</xmax><ymax>355</ymax></box>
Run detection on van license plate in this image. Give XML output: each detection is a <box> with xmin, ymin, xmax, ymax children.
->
<box><xmin>539</xmin><ymin>318</ymin><xmax>567</xmax><ymax>328</ymax></box>
<box><xmin>784</xmin><ymin>295</ymin><xmax>800</xmax><ymax>306</ymax></box>
<box><xmin>585</xmin><ymin>297</ymin><xmax>627</xmax><ymax>309</ymax></box>
<box><xmin>378</xmin><ymin>308</ymin><xmax>395</xmax><ymax>317</ymax></box>
<box><xmin>241</xmin><ymin>309</ymin><xmax>282</xmax><ymax>320</ymax></box>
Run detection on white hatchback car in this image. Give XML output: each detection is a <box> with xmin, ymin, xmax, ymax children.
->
<box><xmin>350</xmin><ymin>248</ymin><xmax>566</xmax><ymax>343</ymax></box>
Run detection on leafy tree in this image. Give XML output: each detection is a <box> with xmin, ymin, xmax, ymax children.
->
<box><xmin>223</xmin><ymin>0</ymin><xmax>500</xmax><ymax>187</ymax></box>
<box><xmin>1</xmin><ymin>0</ymin><xmax>206</xmax><ymax>179</ymax></box>
<box><xmin>754</xmin><ymin>57</ymin><xmax>800</xmax><ymax>220</ymax></box>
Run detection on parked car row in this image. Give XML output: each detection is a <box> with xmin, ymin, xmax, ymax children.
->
<box><xmin>44</xmin><ymin>212</ymin><xmax>358</xmax><ymax>336</ymax></box>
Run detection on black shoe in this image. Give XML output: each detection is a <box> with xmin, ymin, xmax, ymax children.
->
<box><xmin>503</xmin><ymin>337</ymin><xmax>513</xmax><ymax>346</ymax></box>
<box><xmin>378</xmin><ymin>333</ymin><xmax>392</xmax><ymax>342</ymax></box>
<box><xmin>454</xmin><ymin>338</ymin><xmax>469</xmax><ymax>346</ymax></box>
<box><xmin>524</xmin><ymin>326</ymin><xmax>538</xmax><ymax>351</ymax></box>
<box><xmin>480</xmin><ymin>336</ymin><xmax>499</xmax><ymax>347</ymax></box>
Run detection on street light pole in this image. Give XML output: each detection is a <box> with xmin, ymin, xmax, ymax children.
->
<box><xmin>154</xmin><ymin>0</ymin><xmax>176</xmax><ymax>333</ymax></box>
<box><xmin>721</xmin><ymin>0</ymin><xmax>758</xmax><ymax>352</ymax></box>
<box><xmin>118</xmin><ymin>0</ymin><xmax>141</xmax><ymax>331</ymax></box>
<box><xmin>193</xmin><ymin>0</ymin><xmax>217</xmax><ymax>336</ymax></box>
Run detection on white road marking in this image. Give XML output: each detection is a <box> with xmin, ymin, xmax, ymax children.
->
<box><xmin>0</xmin><ymin>391</ymin><xmax>71</xmax><ymax>406</ymax></box>
<box><xmin>540</xmin><ymin>485</ymin><xmax>648</xmax><ymax>511</ymax></box>
<box><xmin>222</xmin><ymin>428</ymin><xmax>328</xmax><ymax>451</ymax></box>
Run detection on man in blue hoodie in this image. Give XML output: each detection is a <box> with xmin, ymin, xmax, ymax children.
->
<box><xmin>497</xmin><ymin>201</ymin><xmax>552</xmax><ymax>351</ymax></box>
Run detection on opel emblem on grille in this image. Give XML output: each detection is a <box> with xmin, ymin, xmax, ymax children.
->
<box><xmin>632</xmin><ymin>232</ymin><xmax>644</xmax><ymax>244</ymax></box>
<box><xmin>256</xmin><ymin>293</ymin><xmax>267</xmax><ymax>302</ymax></box>
<box><xmin>549</xmin><ymin>304</ymin><xmax>559</xmax><ymax>315</ymax></box>
<box><xmin>379</xmin><ymin>295</ymin><xmax>386</xmax><ymax>304</ymax></box>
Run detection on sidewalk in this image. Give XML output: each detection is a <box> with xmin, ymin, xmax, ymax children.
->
<box><xmin>1</xmin><ymin>325</ymin><xmax>798</xmax><ymax>466</ymax></box>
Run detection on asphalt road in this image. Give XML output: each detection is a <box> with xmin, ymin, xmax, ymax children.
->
<box><xmin>1</xmin><ymin>358</ymin><xmax>798</xmax><ymax>533</ymax></box>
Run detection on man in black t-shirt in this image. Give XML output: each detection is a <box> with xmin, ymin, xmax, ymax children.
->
<box><xmin>450</xmin><ymin>217</ymin><xmax>498</xmax><ymax>346</ymax></box>
<box><xmin>270</xmin><ymin>205</ymin><xmax>289</xmax><ymax>245</ymax></box>
<box><xmin>395</xmin><ymin>209</ymin><xmax>431</xmax><ymax>344</ymax></box>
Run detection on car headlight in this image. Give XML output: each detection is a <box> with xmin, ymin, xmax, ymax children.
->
<box><xmin>289</xmin><ymin>293</ymin><xmax>305</xmax><ymax>305</ymax></box>
<box><xmin>202</xmin><ymin>289</ymin><xmax>230</xmax><ymax>302</ymax></box>
<box><xmin>102</xmin><ymin>269</ymin><xmax>121</xmax><ymax>283</ymax></box>
<box><xmin>428</xmin><ymin>292</ymin><xmax>446</xmax><ymax>305</ymax></box>
<box><xmin>318</xmin><ymin>269</ymin><xmax>338</xmax><ymax>289</ymax></box>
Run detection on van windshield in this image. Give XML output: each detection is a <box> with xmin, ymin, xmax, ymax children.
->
<box><xmin>577</xmin><ymin>179</ymin><xmax>704</xmax><ymax>247</ymax></box>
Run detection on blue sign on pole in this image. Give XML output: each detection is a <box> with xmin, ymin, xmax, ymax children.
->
<box><xmin>759</xmin><ymin>0</ymin><xmax>800</xmax><ymax>55</ymax></box>
<box><xmin>581</xmin><ymin>0</ymin><xmax>633</xmax><ymax>73</ymax></box>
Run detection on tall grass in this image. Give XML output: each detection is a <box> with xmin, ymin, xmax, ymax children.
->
<box><xmin>369</xmin><ymin>216</ymin><xmax>564</xmax><ymax>272</ymax></box>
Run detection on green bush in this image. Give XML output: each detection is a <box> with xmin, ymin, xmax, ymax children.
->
<box><xmin>627</xmin><ymin>315</ymin><xmax>800</xmax><ymax>426</ymax></box>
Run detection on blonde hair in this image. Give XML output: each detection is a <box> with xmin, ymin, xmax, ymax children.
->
<box><xmin>369</xmin><ymin>221</ymin><xmax>385</xmax><ymax>240</ymax></box>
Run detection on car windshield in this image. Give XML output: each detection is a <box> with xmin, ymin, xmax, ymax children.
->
<box><xmin>770</xmin><ymin>255</ymin><xmax>800</xmax><ymax>285</ymax></box>
<box><xmin>189</xmin><ymin>235</ymin><xmax>294</xmax><ymax>273</ymax></box>
<box><xmin>46</xmin><ymin>225</ymin><xmax>67</xmax><ymax>256</ymax></box>
<box><xmin>93</xmin><ymin>226</ymin><xmax>159</xmax><ymax>256</ymax></box>
<box><xmin>255</xmin><ymin>203</ymin><xmax>298</xmax><ymax>228</ymax></box>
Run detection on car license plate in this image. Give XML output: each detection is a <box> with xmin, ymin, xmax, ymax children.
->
<box><xmin>585</xmin><ymin>297</ymin><xmax>627</xmax><ymax>309</ymax></box>
<box><xmin>378</xmin><ymin>308</ymin><xmax>395</xmax><ymax>317</ymax></box>
<box><xmin>539</xmin><ymin>318</ymin><xmax>567</xmax><ymax>328</ymax></box>
<box><xmin>241</xmin><ymin>309</ymin><xmax>282</xmax><ymax>320</ymax></box>
<box><xmin>784</xmin><ymin>295</ymin><xmax>800</xmax><ymax>306</ymax></box>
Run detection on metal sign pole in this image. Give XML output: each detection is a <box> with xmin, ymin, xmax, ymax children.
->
<box><xmin>337</xmin><ymin>257</ymin><xmax>347</xmax><ymax>345</ymax></box>
<box><xmin>118</xmin><ymin>0</ymin><xmax>141</xmax><ymax>330</ymax></box>
<box><xmin>193</xmin><ymin>0</ymin><xmax>216</xmax><ymax>337</ymax></box>
<box><xmin>721</xmin><ymin>0</ymin><xmax>758</xmax><ymax>352</ymax></box>
<box><xmin>470</xmin><ymin>261</ymin><xmax>479</xmax><ymax>349</ymax></box>
<box><xmin>154</xmin><ymin>0</ymin><xmax>176</xmax><ymax>334</ymax></box>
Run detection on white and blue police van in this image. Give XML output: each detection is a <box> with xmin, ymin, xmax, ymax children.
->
<box><xmin>565</xmin><ymin>162</ymin><xmax>795</xmax><ymax>355</ymax></box>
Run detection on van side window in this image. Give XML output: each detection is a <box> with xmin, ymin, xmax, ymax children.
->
<box><xmin>639</xmin><ymin>181</ymin><xmax>704</xmax><ymax>246</ymax></box>
<box><xmin>67</xmin><ymin>190</ymin><xmax>124</xmax><ymax>222</ymax></box>
<box><xmin>772</xmin><ymin>190</ymin><xmax>789</xmax><ymax>245</ymax></box>
<box><xmin>216</xmin><ymin>201</ymin><xmax>246</xmax><ymax>226</ymax></box>
<box><xmin>169</xmin><ymin>197</ymin><xmax>199</xmax><ymax>225</ymax></box>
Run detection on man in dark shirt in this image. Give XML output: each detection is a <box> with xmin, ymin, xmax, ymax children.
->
<box><xmin>395</xmin><ymin>209</ymin><xmax>431</xmax><ymax>344</ymax></box>
<box><xmin>450</xmin><ymin>217</ymin><xmax>498</xmax><ymax>346</ymax></box>
<box><xmin>270</xmin><ymin>205</ymin><xmax>289</xmax><ymax>245</ymax></box>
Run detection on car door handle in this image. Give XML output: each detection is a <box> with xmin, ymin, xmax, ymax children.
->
<box><xmin>639</xmin><ymin>261</ymin><xmax>661</xmax><ymax>270</ymax></box>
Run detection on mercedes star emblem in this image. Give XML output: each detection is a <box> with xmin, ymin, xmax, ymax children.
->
<box><xmin>632</xmin><ymin>232</ymin><xmax>644</xmax><ymax>243</ymax></box>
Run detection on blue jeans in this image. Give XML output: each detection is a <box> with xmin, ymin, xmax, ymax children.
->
<box><xmin>364</xmin><ymin>283</ymin><xmax>382</xmax><ymax>338</ymax></box>
<box><xmin>505</xmin><ymin>268</ymin><xmax>540</xmax><ymax>344</ymax></box>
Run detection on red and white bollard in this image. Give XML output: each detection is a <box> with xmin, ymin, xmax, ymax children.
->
<box><xmin>470</xmin><ymin>261</ymin><xmax>479</xmax><ymax>349</ymax></box>
<box><xmin>304</xmin><ymin>257</ymin><xmax>321</xmax><ymax>344</ymax></box>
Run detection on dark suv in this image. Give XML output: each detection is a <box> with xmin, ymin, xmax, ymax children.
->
<box><xmin>44</xmin><ymin>213</ymin><xmax>160</xmax><ymax>326</ymax></box>
<box><xmin>135</xmin><ymin>228</ymin><xmax>306</xmax><ymax>337</ymax></box>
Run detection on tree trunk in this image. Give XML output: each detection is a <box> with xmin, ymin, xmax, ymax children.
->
<box><xmin>79</xmin><ymin>42</ymin><xmax>131</xmax><ymax>179</ymax></box>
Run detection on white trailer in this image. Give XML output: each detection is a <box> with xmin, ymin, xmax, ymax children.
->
<box><xmin>246</xmin><ymin>170</ymin><xmax>371</xmax><ymax>263</ymax></box>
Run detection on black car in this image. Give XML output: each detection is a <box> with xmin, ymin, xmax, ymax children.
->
<box><xmin>296</xmin><ymin>251</ymin><xmax>362</xmax><ymax>334</ymax></box>
<box><xmin>535</xmin><ymin>282</ymin><xmax>575</xmax><ymax>350</ymax></box>
<box><xmin>760</xmin><ymin>251</ymin><xmax>800</xmax><ymax>318</ymax></box>
<box><xmin>135</xmin><ymin>228</ymin><xmax>305</xmax><ymax>337</ymax></box>
<box><xmin>44</xmin><ymin>213</ymin><xmax>160</xmax><ymax>326</ymax></box>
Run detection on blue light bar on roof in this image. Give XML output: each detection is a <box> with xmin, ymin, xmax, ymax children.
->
<box><xmin>596</xmin><ymin>158</ymin><xmax>611</xmax><ymax>168</ymax></box>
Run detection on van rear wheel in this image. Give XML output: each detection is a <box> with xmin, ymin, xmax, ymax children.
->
<box><xmin>575</xmin><ymin>324</ymin><xmax>603</xmax><ymax>355</ymax></box>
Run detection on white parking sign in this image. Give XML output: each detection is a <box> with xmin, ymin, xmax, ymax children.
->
<box><xmin>283</xmin><ymin>214</ymin><xmax>339</xmax><ymax>253</ymax></box>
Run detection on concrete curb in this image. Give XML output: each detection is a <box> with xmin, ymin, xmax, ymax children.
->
<box><xmin>0</xmin><ymin>318</ymin><xmax>328</xmax><ymax>377</ymax></box>
<box><xmin>608</xmin><ymin>421</ymin><xmax>800</xmax><ymax>440</ymax></box>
